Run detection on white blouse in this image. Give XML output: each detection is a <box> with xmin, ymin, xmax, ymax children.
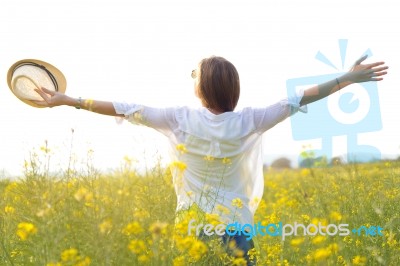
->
<box><xmin>113</xmin><ymin>90</ymin><xmax>307</xmax><ymax>226</ymax></box>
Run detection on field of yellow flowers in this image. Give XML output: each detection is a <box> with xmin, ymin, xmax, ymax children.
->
<box><xmin>1</xmin><ymin>150</ymin><xmax>399</xmax><ymax>265</ymax></box>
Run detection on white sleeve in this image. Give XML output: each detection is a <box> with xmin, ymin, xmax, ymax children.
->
<box><xmin>112</xmin><ymin>102</ymin><xmax>177</xmax><ymax>137</ymax></box>
<box><xmin>253</xmin><ymin>89</ymin><xmax>307</xmax><ymax>133</ymax></box>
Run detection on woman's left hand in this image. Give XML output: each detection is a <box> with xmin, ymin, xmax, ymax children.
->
<box><xmin>347</xmin><ymin>55</ymin><xmax>388</xmax><ymax>83</ymax></box>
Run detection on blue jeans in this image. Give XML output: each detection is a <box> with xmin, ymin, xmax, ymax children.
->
<box><xmin>199</xmin><ymin>230</ymin><xmax>256</xmax><ymax>266</ymax></box>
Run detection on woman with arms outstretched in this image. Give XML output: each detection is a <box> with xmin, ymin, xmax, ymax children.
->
<box><xmin>34</xmin><ymin>55</ymin><xmax>387</xmax><ymax>265</ymax></box>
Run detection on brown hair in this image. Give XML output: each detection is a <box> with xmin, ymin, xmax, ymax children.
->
<box><xmin>197</xmin><ymin>56</ymin><xmax>240</xmax><ymax>112</ymax></box>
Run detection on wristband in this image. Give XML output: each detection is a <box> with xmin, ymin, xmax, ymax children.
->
<box><xmin>75</xmin><ymin>97</ymin><xmax>82</xmax><ymax>109</ymax></box>
<box><xmin>335</xmin><ymin>78</ymin><xmax>341</xmax><ymax>90</ymax></box>
<box><xmin>87</xmin><ymin>99</ymin><xmax>94</xmax><ymax>112</ymax></box>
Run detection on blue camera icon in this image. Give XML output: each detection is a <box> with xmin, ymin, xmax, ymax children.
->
<box><xmin>287</xmin><ymin>40</ymin><xmax>382</xmax><ymax>163</ymax></box>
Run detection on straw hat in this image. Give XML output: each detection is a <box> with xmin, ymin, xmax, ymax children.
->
<box><xmin>7</xmin><ymin>59</ymin><xmax>66</xmax><ymax>108</ymax></box>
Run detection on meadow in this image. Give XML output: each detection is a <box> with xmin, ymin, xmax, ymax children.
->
<box><xmin>1</xmin><ymin>145</ymin><xmax>399</xmax><ymax>265</ymax></box>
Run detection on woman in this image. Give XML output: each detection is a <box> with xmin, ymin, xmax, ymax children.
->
<box><xmin>34</xmin><ymin>55</ymin><xmax>387</xmax><ymax>265</ymax></box>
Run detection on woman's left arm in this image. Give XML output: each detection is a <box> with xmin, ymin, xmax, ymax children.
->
<box><xmin>33</xmin><ymin>87</ymin><xmax>123</xmax><ymax>117</ymax></box>
<box><xmin>300</xmin><ymin>55</ymin><xmax>388</xmax><ymax>106</ymax></box>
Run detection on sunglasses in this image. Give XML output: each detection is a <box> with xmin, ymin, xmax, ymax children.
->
<box><xmin>191</xmin><ymin>69</ymin><xmax>197</xmax><ymax>79</ymax></box>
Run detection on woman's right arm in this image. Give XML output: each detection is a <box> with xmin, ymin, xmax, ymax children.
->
<box><xmin>33</xmin><ymin>87</ymin><xmax>124</xmax><ymax>117</ymax></box>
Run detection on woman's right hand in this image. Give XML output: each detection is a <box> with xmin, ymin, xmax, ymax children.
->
<box><xmin>33</xmin><ymin>87</ymin><xmax>69</xmax><ymax>108</ymax></box>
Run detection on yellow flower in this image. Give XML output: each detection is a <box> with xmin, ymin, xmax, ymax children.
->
<box><xmin>387</xmin><ymin>238</ymin><xmax>398</xmax><ymax>247</ymax></box>
<box><xmin>61</xmin><ymin>248</ymin><xmax>78</xmax><ymax>262</ymax></box>
<box><xmin>203</xmin><ymin>155</ymin><xmax>215</xmax><ymax>161</ymax></box>
<box><xmin>122</xmin><ymin>221</ymin><xmax>143</xmax><ymax>236</ymax></box>
<box><xmin>138</xmin><ymin>254</ymin><xmax>150</xmax><ymax>263</ymax></box>
<box><xmin>311</xmin><ymin>218</ymin><xmax>328</xmax><ymax>226</ymax></box>
<box><xmin>16</xmin><ymin>222</ymin><xmax>37</xmax><ymax>241</ymax></box>
<box><xmin>352</xmin><ymin>255</ymin><xmax>367</xmax><ymax>265</ymax></box>
<box><xmin>228</xmin><ymin>239</ymin><xmax>237</xmax><ymax>250</ymax></box>
<box><xmin>301</xmin><ymin>214</ymin><xmax>310</xmax><ymax>223</ymax></box>
<box><xmin>173</xmin><ymin>255</ymin><xmax>186</xmax><ymax>266</ymax></box>
<box><xmin>386</xmin><ymin>231</ymin><xmax>398</xmax><ymax>247</ymax></box>
<box><xmin>337</xmin><ymin>255</ymin><xmax>345</xmax><ymax>264</ymax></box>
<box><xmin>123</xmin><ymin>155</ymin><xmax>133</xmax><ymax>165</ymax></box>
<box><xmin>222</xmin><ymin>157</ymin><xmax>232</xmax><ymax>164</ymax></box>
<box><xmin>343</xmin><ymin>236</ymin><xmax>353</xmax><ymax>244</ymax></box>
<box><xmin>263</xmin><ymin>243</ymin><xmax>282</xmax><ymax>260</ymax></box>
<box><xmin>300</xmin><ymin>168</ymin><xmax>311</xmax><ymax>177</ymax></box>
<box><xmin>313</xmin><ymin>247</ymin><xmax>331</xmax><ymax>261</ymax></box>
<box><xmin>46</xmin><ymin>263</ymin><xmax>62</xmax><ymax>266</ymax></box>
<box><xmin>188</xmin><ymin>239</ymin><xmax>208</xmax><ymax>262</ymax></box>
<box><xmin>306</xmin><ymin>254</ymin><xmax>312</xmax><ymax>263</ymax></box>
<box><xmin>312</xmin><ymin>235</ymin><xmax>326</xmax><ymax>245</ymax></box>
<box><xmin>247</xmin><ymin>248</ymin><xmax>258</xmax><ymax>262</ymax></box>
<box><xmin>128</xmin><ymin>239</ymin><xmax>147</xmax><ymax>254</ymax></box>
<box><xmin>170</xmin><ymin>161</ymin><xmax>187</xmax><ymax>172</ymax></box>
<box><xmin>40</xmin><ymin>145</ymin><xmax>51</xmax><ymax>154</ymax></box>
<box><xmin>176</xmin><ymin>144</ymin><xmax>187</xmax><ymax>154</ymax></box>
<box><xmin>75</xmin><ymin>257</ymin><xmax>91</xmax><ymax>266</ymax></box>
<box><xmin>328</xmin><ymin>243</ymin><xmax>338</xmax><ymax>252</ymax></box>
<box><xmin>4</xmin><ymin>205</ymin><xmax>15</xmax><ymax>214</ymax></box>
<box><xmin>232</xmin><ymin>248</ymin><xmax>245</xmax><ymax>258</ymax></box>
<box><xmin>249</xmin><ymin>196</ymin><xmax>261</xmax><ymax>209</ymax></box>
<box><xmin>67</xmin><ymin>179</ymin><xmax>76</xmax><ymax>189</ymax></box>
<box><xmin>216</xmin><ymin>204</ymin><xmax>231</xmax><ymax>215</ymax></box>
<box><xmin>232</xmin><ymin>257</ymin><xmax>247</xmax><ymax>266</ymax></box>
<box><xmin>232</xmin><ymin>198</ymin><xmax>243</xmax><ymax>209</ymax></box>
<box><xmin>282</xmin><ymin>259</ymin><xmax>290</xmax><ymax>266</ymax></box>
<box><xmin>205</xmin><ymin>213</ymin><xmax>221</xmax><ymax>226</ymax></box>
<box><xmin>290</xmin><ymin>237</ymin><xmax>305</xmax><ymax>247</ymax></box>
<box><xmin>308</xmin><ymin>218</ymin><xmax>327</xmax><ymax>234</ymax></box>
<box><xmin>264</xmin><ymin>213</ymin><xmax>280</xmax><ymax>224</ymax></box>
<box><xmin>74</xmin><ymin>187</ymin><xmax>93</xmax><ymax>202</ymax></box>
<box><xmin>174</xmin><ymin>236</ymin><xmax>194</xmax><ymax>252</ymax></box>
<box><xmin>329</xmin><ymin>211</ymin><xmax>343</xmax><ymax>221</ymax></box>
<box><xmin>98</xmin><ymin>219</ymin><xmax>113</xmax><ymax>234</ymax></box>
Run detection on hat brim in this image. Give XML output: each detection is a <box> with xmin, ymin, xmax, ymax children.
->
<box><xmin>7</xmin><ymin>59</ymin><xmax>67</xmax><ymax>108</ymax></box>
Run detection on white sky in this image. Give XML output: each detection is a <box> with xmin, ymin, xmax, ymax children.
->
<box><xmin>1</xmin><ymin>0</ymin><xmax>399</xmax><ymax>176</ymax></box>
